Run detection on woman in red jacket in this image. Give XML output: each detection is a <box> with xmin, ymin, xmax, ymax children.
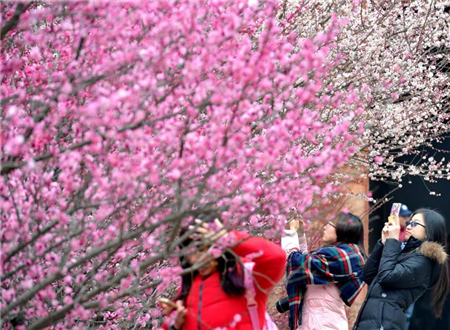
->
<box><xmin>161</xmin><ymin>214</ymin><xmax>286</xmax><ymax>330</ymax></box>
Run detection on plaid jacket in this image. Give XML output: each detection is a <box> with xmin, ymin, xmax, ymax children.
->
<box><xmin>286</xmin><ymin>243</ymin><xmax>366</xmax><ymax>330</ymax></box>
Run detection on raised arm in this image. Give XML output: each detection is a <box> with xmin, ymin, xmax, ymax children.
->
<box><xmin>282</xmin><ymin>229</ymin><xmax>308</xmax><ymax>254</ymax></box>
<box><xmin>190</xmin><ymin>219</ymin><xmax>286</xmax><ymax>292</ymax></box>
<box><xmin>232</xmin><ymin>231</ymin><xmax>286</xmax><ymax>292</ymax></box>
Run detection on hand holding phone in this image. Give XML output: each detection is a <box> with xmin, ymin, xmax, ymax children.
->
<box><xmin>382</xmin><ymin>203</ymin><xmax>402</xmax><ymax>242</ymax></box>
<box><xmin>388</xmin><ymin>203</ymin><xmax>401</xmax><ymax>224</ymax></box>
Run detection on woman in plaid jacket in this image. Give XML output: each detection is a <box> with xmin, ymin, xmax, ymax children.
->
<box><xmin>282</xmin><ymin>212</ymin><xmax>366</xmax><ymax>330</ymax></box>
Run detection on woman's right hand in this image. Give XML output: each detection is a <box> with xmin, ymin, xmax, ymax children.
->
<box><xmin>190</xmin><ymin>218</ymin><xmax>228</xmax><ymax>242</ymax></box>
<box><xmin>287</xmin><ymin>217</ymin><xmax>304</xmax><ymax>234</ymax></box>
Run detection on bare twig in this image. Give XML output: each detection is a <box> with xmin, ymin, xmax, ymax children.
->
<box><xmin>1</xmin><ymin>3</ymin><xmax>32</xmax><ymax>40</ymax></box>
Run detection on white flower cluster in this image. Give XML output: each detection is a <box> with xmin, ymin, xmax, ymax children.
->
<box><xmin>283</xmin><ymin>0</ymin><xmax>450</xmax><ymax>183</ymax></box>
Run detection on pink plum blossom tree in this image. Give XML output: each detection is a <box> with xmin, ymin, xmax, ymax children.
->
<box><xmin>1</xmin><ymin>1</ymin><xmax>363</xmax><ymax>329</ymax></box>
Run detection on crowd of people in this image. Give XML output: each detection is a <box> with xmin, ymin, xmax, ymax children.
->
<box><xmin>159</xmin><ymin>205</ymin><xmax>449</xmax><ymax>330</ymax></box>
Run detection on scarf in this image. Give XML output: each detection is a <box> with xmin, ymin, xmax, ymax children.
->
<box><xmin>286</xmin><ymin>243</ymin><xmax>365</xmax><ymax>330</ymax></box>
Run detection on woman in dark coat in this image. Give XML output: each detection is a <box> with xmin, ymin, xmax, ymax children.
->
<box><xmin>353</xmin><ymin>209</ymin><xmax>449</xmax><ymax>330</ymax></box>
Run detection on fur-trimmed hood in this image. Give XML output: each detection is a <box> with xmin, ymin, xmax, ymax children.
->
<box><xmin>419</xmin><ymin>241</ymin><xmax>448</xmax><ymax>265</ymax></box>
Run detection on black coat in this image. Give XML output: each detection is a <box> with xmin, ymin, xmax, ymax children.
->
<box><xmin>353</xmin><ymin>237</ymin><xmax>446</xmax><ymax>330</ymax></box>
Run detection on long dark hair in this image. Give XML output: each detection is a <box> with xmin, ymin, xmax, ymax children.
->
<box><xmin>175</xmin><ymin>214</ymin><xmax>245</xmax><ymax>304</ymax></box>
<box><xmin>331</xmin><ymin>212</ymin><xmax>366</xmax><ymax>257</ymax></box>
<box><xmin>411</xmin><ymin>208</ymin><xmax>449</xmax><ymax>317</ymax></box>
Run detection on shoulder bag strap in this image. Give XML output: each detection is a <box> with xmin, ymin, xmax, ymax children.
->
<box><xmin>244</xmin><ymin>262</ymin><xmax>262</xmax><ymax>330</ymax></box>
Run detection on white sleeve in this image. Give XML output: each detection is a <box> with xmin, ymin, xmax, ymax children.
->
<box><xmin>281</xmin><ymin>230</ymin><xmax>308</xmax><ymax>255</ymax></box>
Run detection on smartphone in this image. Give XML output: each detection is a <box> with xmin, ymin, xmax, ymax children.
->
<box><xmin>157</xmin><ymin>297</ymin><xmax>177</xmax><ymax>308</ymax></box>
<box><xmin>388</xmin><ymin>203</ymin><xmax>401</xmax><ymax>224</ymax></box>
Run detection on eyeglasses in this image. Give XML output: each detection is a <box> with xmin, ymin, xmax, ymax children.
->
<box><xmin>326</xmin><ymin>222</ymin><xmax>336</xmax><ymax>228</ymax></box>
<box><xmin>406</xmin><ymin>221</ymin><xmax>426</xmax><ymax>228</ymax></box>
